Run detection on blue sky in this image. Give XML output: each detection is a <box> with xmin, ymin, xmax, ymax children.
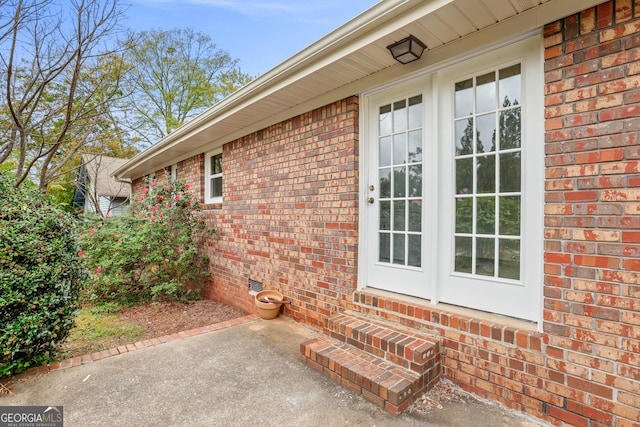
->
<box><xmin>124</xmin><ymin>0</ymin><xmax>379</xmax><ymax>78</ymax></box>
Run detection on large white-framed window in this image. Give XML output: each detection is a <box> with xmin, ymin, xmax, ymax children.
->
<box><xmin>359</xmin><ymin>36</ymin><xmax>543</xmax><ymax>322</ymax></box>
<box><xmin>205</xmin><ymin>149</ymin><xmax>223</xmax><ymax>204</ymax></box>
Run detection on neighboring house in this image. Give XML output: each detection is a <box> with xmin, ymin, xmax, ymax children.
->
<box><xmin>74</xmin><ymin>154</ymin><xmax>131</xmax><ymax>217</ymax></box>
<box><xmin>114</xmin><ymin>0</ymin><xmax>640</xmax><ymax>424</ymax></box>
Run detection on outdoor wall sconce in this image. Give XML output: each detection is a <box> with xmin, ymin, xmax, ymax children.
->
<box><xmin>387</xmin><ymin>35</ymin><xmax>427</xmax><ymax>64</ymax></box>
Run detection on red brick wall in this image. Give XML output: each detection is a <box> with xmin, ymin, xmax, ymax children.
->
<box><xmin>543</xmin><ymin>1</ymin><xmax>640</xmax><ymax>425</ymax></box>
<box><xmin>199</xmin><ymin>97</ymin><xmax>360</xmax><ymax>325</ymax></box>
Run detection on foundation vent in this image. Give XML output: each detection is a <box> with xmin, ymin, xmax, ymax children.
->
<box><xmin>249</xmin><ymin>279</ymin><xmax>263</xmax><ymax>292</ymax></box>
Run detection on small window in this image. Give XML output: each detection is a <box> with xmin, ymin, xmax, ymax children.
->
<box><xmin>205</xmin><ymin>150</ymin><xmax>223</xmax><ymax>203</ymax></box>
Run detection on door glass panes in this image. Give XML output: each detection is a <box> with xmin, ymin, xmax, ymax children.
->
<box><xmin>453</xmin><ymin>65</ymin><xmax>522</xmax><ymax>280</ymax></box>
<box><xmin>378</xmin><ymin>95</ymin><xmax>423</xmax><ymax>267</ymax></box>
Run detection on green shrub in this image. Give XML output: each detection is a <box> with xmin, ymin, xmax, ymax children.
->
<box><xmin>0</xmin><ymin>173</ymin><xmax>87</xmax><ymax>378</ymax></box>
<box><xmin>80</xmin><ymin>176</ymin><xmax>210</xmax><ymax>304</ymax></box>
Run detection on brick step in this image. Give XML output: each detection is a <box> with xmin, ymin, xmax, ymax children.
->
<box><xmin>326</xmin><ymin>312</ymin><xmax>439</xmax><ymax>374</ymax></box>
<box><xmin>300</xmin><ymin>336</ymin><xmax>439</xmax><ymax>414</ymax></box>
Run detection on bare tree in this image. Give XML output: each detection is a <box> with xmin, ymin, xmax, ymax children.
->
<box><xmin>0</xmin><ymin>0</ymin><xmax>128</xmax><ymax>190</ymax></box>
<box><xmin>120</xmin><ymin>28</ymin><xmax>252</xmax><ymax>147</ymax></box>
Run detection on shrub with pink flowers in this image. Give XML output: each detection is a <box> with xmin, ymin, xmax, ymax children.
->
<box><xmin>80</xmin><ymin>177</ymin><xmax>212</xmax><ymax>303</ymax></box>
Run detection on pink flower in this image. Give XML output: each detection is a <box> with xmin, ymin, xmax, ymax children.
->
<box><xmin>105</xmin><ymin>211</ymin><xmax>111</xmax><ymax>218</ymax></box>
<box><xmin>78</xmin><ymin>251</ymin><xmax>83</xmax><ymax>257</ymax></box>
<box><xmin>185</xmin><ymin>202</ymin><xmax>190</xmax><ymax>207</ymax></box>
<box><xmin>168</xmin><ymin>184</ymin><xmax>173</xmax><ymax>190</ymax></box>
<box><xmin>139</xmin><ymin>196</ymin><xmax>145</xmax><ymax>201</ymax></box>
<box><xmin>184</xmin><ymin>184</ymin><xmax>190</xmax><ymax>189</ymax></box>
<box><xmin>157</xmin><ymin>196</ymin><xmax>164</xmax><ymax>202</ymax></box>
<box><xmin>197</xmin><ymin>218</ymin><xmax>202</xmax><ymax>223</ymax></box>
<box><xmin>89</xmin><ymin>229</ymin><xmax>95</xmax><ymax>234</ymax></box>
<box><xmin>174</xmin><ymin>195</ymin><xmax>180</xmax><ymax>201</ymax></box>
<box><xmin>79</xmin><ymin>232</ymin><xmax>83</xmax><ymax>237</ymax></box>
<box><xmin>96</xmin><ymin>267</ymin><xmax>102</xmax><ymax>273</ymax></box>
<box><xmin>177</xmin><ymin>248</ymin><xmax>184</xmax><ymax>253</ymax></box>
<box><xmin>159</xmin><ymin>213</ymin><xmax>163</xmax><ymax>218</ymax></box>
<box><xmin>150</xmin><ymin>215</ymin><xmax>156</xmax><ymax>221</ymax></box>
<box><xmin>151</xmin><ymin>181</ymin><xmax>157</xmax><ymax>187</ymax></box>
<box><xmin>144</xmin><ymin>187</ymin><xmax>149</xmax><ymax>194</ymax></box>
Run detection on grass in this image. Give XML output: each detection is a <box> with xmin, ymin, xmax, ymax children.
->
<box><xmin>58</xmin><ymin>306</ymin><xmax>145</xmax><ymax>359</ymax></box>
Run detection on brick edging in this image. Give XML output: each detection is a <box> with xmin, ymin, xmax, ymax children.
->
<box><xmin>7</xmin><ymin>314</ymin><xmax>260</xmax><ymax>382</ymax></box>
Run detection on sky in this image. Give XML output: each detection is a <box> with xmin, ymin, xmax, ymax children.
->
<box><xmin>124</xmin><ymin>0</ymin><xmax>380</xmax><ymax>78</ymax></box>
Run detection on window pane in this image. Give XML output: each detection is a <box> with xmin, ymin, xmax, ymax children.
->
<box><xmin>408</xmin><ymin>130</ymin><xmax>422</xmax><ymax>162</ymax></box>
<box><xmin>394</xmin><ymin>133</ymin><xmax>406</xmax><ymax>164</ymax></box>
<box><xmin>476</xmin><ymin>72</ymin><xmax>496</xmax><ymax>113</ymax></box>
<box><xmin>379</xmin><ymin>201</ymin><xmax>390</xmax><ymax>231</ymax></box>
<box><xmin>476</xmin><ymin>237</ymin><xmax>495</xmax><ymax>276</ymax></box>
<box><xmin>379</xmin><ymin>104</ymin><xmax>392</xmax><ymax>136</ymax></box>
<box><xmin>499</xmin><ymin>108</ymin><xmax>521</xmax><ymax>149</ymax></box>
<box><xmin>455</xmin><ymin>236</ymin><xmax>472</xmax><ymax>273</ymax></box>
<box><xmin>456</xmin><ymin>158</ymin><xmax>473</xmax><ymax>195</ymax></box>
<box><xmin>476</xmin><ymin>113</ymin><xmax>496</xmax><ymax>153</ymax></box>
<box><xmin>476</xmin><ymin>196</ymin><xmax>496</xmax><ymax>235</ymax></box>
<box><xmin>500</xmin><ymin>152</ymin><xmax>521</xmax><ymax>193</ymax></box>
<box><xmin>499</xmin><ymin>238</ymin><xmax>520</xmax><ymax>280</ymax></box>
<box><xmin>409</xmin><ymin>201</ymin><xmax>421</xmax><ymax>232</ymax></box>
<box><xmin>456</xmin><ymin>118</ymin><xmax>473</xmax><ymax>156</ymax></box>
<box><xmin>408</xmin><ymin>95</ymin><xmax>423</xmax><ymax>129</ymax></box>
<box><xmin>409</xmin><ymin>165</ymin><xmax>422</xmax><ymax>197</ymax></box>
<box><xmin>393</xmin><ymin>166</ymin><xmax>406</xmax><ymax>197</ymax></box>
<box><xmin>393</xmin><ymin>233</ymin><xmax>405</xmax><ymax>265</ymax></box>
<box><xmin>211</xmin><ymin>177</ymin><xmax>222</xmax><ymax>198</ymax></box>
<box><xmin>477</xmin><ymin>154</ymin><xmax>495</xmax><ymax>194</ymax></box>
<box><xmin>455</xmin><ymin>198</ymin><xmax>472</xmax><ymax>233</ymax></box>
<box><xmin>408</xmin><ymin>235</ymin><xmax>421</xmax><ymax>267</ymax></box>
<box><xmin>393</xmin><ymin>200</ymin><xmax>406</xmax><ymax>231</ymax></box>
<box><xmin>212</xmin><ymin>154</ymin><xmax>222</xmax><ymax>174</ymax></box>
<box><xmin>455</xmin><ymin>78</ymin><xmax>473</xmax><ymax>118</ymax></box>
<box><xmin>379</xmin><ymin>136</ymin><xmax>391</xmax><ymax>167</ymax></box>
<box><xmin>500</xmin><ymin>196</ymin><xmax>521</xmax><ymax>236</ymax></box>
<box><xmin>379</xmin><ymin>233</ymin><xmax>390</xmax><ymax>263</ymax></box>
<box><xmin>379</xmin><ymin>168</ymin><xmax>391</xmax><ymax>198</ymax></box>
<box><xmin>394</xmin><ymin>100</ymin><xmax>407</xmax><ymax>132</ymax></box>
<box><xmin>499</xmin><ymin>64</ymin><xmax>521</xmax><ymax>107</ymax></box>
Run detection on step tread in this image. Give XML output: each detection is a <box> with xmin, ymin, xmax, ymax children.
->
<box><xmin>326</xmin><ymin>313</ymin><xmax>438</xmax><ymax>372</ymax></box>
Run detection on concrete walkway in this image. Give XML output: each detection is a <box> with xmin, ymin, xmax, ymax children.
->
<box><xmin>1</xmin><ymin>316</ymin><xmax>549</xmax><ymax>426</ymax></box>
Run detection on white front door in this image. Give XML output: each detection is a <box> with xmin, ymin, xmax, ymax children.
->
<box><xmin>363</xmin><ymin>77</ymin><xmax>433</xmax><ymax>299</ymax></box>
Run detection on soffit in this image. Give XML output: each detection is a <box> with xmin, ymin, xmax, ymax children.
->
<box><xmin>116</xmin><ymin>0</ymin><xmax>603</xmax><ymax>180</ymax></box>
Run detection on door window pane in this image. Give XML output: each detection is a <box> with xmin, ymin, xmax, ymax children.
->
<box><xmin>393</xmin><ymin>233</ymin><xmax>405</xmax><ymax>265</ymax></box>
<box><xmin>379</xmin><ymin>233</ymin><xmax>390</xmax><ymax>263</ymax></box>
<box><xmin>379</xmin><ymin>201</ymin><xmax>391</xmax><ymax>231</ymax></box>
<box><xmin>455</xmin><ymin>78</ymin><xmax>473</xmax><ymax>118</ymax></box>
<box><xmin>377</xmin><ymin>95</ymin><xmax>423</xmax><ymax>269</ymax></box>
<box><xmin>453</xmin><ymin>64</ymin><xmax>522</xmax><ymax>280</ymax></box>
<box><xmin>476</xmin><ymin>237</ymin><xmax>495</xmax><ymax>276</ymax></box>
<box><xmin>499</xmin><ymin>239</ymin><xmax>520</xmax><ymax>280</ymax></box>
<box><xmin>476</xmin><ymin>72</ymin><xmax>496</xmax><ymax>113</ymax></box>
<box><xmin>393</xmin><ymin>201</ymin><xmax>406</xmax><ymax>231</ymax></box>
<box><xmin>393</xmin><ymin>166</ymin><xmax>406</xmax><ymax>197</ymax></box>
<box><xmin>408</xmin><ymin>235</ymin><xmax>421</xmax><ymax>267</ymax></box>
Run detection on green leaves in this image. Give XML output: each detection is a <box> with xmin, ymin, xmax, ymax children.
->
<box><xmin>0</xmin><ymin>173</ymin><xmax>87</xmax><ymax>378</ymax></box>
<box><xmin>80</xmin><ymin>175</ymin><xmax>210</xmax><ymax>304</ymax></box>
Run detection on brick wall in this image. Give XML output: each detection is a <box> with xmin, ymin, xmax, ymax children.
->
<box><xmin>543</xmin><ymin>1</ymin><xmax>640</xmax><ymax>425</ymax></box>
<box><xmin>199</xmin><ymin>97</ymin><xmax>360</xmax><ymax>324</ymax></box>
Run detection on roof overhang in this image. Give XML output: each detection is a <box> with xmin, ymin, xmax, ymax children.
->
<box><xmin>115</xmin><ymin>0</ymin><xmax>604</xmax><ymax>180</ymax></box>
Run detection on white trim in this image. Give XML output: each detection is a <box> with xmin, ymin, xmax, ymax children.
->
<box><xmin>359</xmin><ymin>36</ymin><xmax>543</xmax><ymax>324</ymax></box>
<box><xmin>204</xmin><ymin>149</ymin><xmax>223</xmax><ymax>204</ymax></box>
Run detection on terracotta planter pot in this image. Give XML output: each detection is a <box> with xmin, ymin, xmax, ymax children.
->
<box><xmin>255</xmin><ymin>290</ymin><xmax>284</xmax><ymax>320</ymax></box>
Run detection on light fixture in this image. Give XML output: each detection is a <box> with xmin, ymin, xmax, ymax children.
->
<box><xmin>386</xmin><ymin>35</ymin><xmax>427</xmax><ymax>64</ymax></box>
